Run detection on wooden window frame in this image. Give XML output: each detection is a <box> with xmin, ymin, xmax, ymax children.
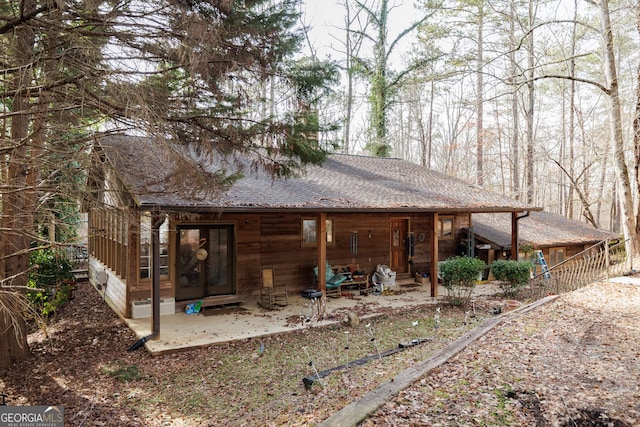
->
<box><xmin>437</xmin><ymin>215</ymin><xmax>454</xmax><ymax>239</ymax></box>
<box><xmin>549</xmin><ymin>247</ymin><xmax>566</xmax><ymax>267</ymax></box>
<box><xmin>301</xmin><ymin>218</ymin><xmax>334</xmax><ymax>247</ymax></box>
<box><xmin>139</xmin><ymin>214</ymin><xmax>170</xmax><ymax>281</ymax></box>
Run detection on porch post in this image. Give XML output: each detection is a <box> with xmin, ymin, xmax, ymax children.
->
<box><xmin>430</xmin><ymin>213</ymin><xmax>439</xmax><ymax>297</ymax></box>
<box><xmin>511</xmin><ymin>212</ymin><xmax>519</xmax><ymax>261</ymax></box>
<box><xmin>318</xmin><ymin>213</ymin><xmax>327</xmax><ymax>294</ymax></box>
<box><xmin>125</xmin><ymin>210</ymin><xmax>140</xmax><ymax>319</ymax></box>
<box><xmin>150</xmin><ymin>214</ymin><xmax>164</xmax><ymax>340</ymax></box>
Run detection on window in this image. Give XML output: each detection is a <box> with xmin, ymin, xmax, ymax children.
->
<box><xmin>549</xmin><ymin>247</ymin><xmax>565</xmax><ymax>267</ymax></box>
<box><xmin>326</xmin><ymin>219</ymin><xmax>334</xmax><ymax>244</ymax></box>
<box><xmin>438</xmin><ymin>216</ymin><xmax>454</xmax><ymax>239</ymax></box>
<box><xmin>140</xmin><ymin>214</ymin><xmax>169</xmax><ymax>280</ymax></box>
<box><xmin>301</xmin><ymin>218</ymin><xmax>334</xmax><ymax>246</ymax></box>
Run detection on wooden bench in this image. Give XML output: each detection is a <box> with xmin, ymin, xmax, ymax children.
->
<box><xmin>332</xmin><ymin>264</ymin><xmax>370</xmax><ymax>293</ymax></box>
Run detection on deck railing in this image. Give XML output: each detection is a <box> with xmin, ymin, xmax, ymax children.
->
<box><xmin>520</xmin><ymin>238</ymin><xmax>633</xmax><ymax>301</ymax></box>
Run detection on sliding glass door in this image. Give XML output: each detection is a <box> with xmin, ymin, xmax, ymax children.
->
<box><xmin>176</xmin><ymin>225</ymin><xmax>235</xmax><ymax>301</ymax></box>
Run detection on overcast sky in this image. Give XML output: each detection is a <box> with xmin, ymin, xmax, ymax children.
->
<box><xmin>301</xmin><ymin>0</ymin><xmax>419</xmax><ymax>62</ymax></box>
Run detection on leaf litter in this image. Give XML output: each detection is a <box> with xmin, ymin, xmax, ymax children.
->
<box><xmin>1</xmin><ymin>279</ymin><xmax>638</xmax><ymax>426</ymax></box>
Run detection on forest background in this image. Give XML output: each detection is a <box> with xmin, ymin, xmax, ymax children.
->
<box><xmin>302</xmin><ymin>0</ymin><xmax>638</xmax><ymax>234</ymax></box>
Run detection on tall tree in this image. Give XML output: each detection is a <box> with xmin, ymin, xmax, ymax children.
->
<box><xmin>0</xmin><ymin>0</ymin><xmax>336</xmax><ymax>368</ymax></box>
<box><xmin>594</xmin><ymin>0</ymin><xmax>638</xmax><ymax>259</ymax></box>
<box><xmin>352</xmin><ymin>0</ymin><xmax>434</xmax><ymax>157</ymax></box>
<box><xmin>634</xmin><ymin>0</ymin><xmax>640</xmax><ymax>240</ymax></box>
<box><xmin>525</xmin><ymin>0</ymin><xmax>537</xmax><ymax>204</ymax></box>
<box><xmin>508</xmin><ymin>0</ymin><xmax>522</xmax><ymax>200</ymax></box>
<box><xmin>332</xmin><ymin>0</ymin><xmax>368</xmax><ymax>154</ymax></box>
<box><xmin>475</xmin><ymin>1</ymin><xmax>485</xmax><ymax>186</ymax></box>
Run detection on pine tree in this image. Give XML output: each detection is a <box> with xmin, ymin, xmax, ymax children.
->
<box><xmin>0</xmin><ymin>0</ymin><xmax>337</xmax><ymax>368</ymax></box>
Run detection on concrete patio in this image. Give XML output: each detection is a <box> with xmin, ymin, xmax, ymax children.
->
<box><xmin>111</xmin><ymin>282</ymin><xmax>503</xmax><ymax>355</ymax></box>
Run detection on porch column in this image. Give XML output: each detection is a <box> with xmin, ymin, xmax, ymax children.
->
<box><xmin>150</xmin><ymin>214</ymin><xmax>164</xmax><ymax>340</ymax></box>
<box><xmin>317</xmin><ymin>213</ymin><xmax>327</xmax><ymax>294</ymax></box>
<box><xmin>511</xmin><ymin>212</ymin><xmax>519</xmax><ymax>261</ymax></box>
<box><xmin>430</xmin><ymin>213</ymin><xmax>439</xmax><ymax>297</ymax></box>
<box><xmin>125</xmin><ymin>210</ymin><xmax>140</xmax><ymax>319</ymax></box>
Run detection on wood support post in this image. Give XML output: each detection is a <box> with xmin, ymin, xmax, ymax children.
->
<box><xmin>318</xmin><ymin>213</ymin><xmax>327</xmax><ymax>293</ymax></box>
<box><xmin>511</xmin><ymin>212</ymin><xmax>519</xmax><ymax>261</ymax></box>
<box><xmin>430</xmin><ymin>213</ymin><xmax>439</xmax><ymax>297</ymax></box>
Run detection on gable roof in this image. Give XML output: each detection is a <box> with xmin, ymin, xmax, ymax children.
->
<box><xmin>96</xmin><ymin>135</ymin><xmax>539</xmax><ymax>213</ymax></box>
<box><xmin>473</xmin><ymin>211</ymin><xmax>617</xmax><ymax>249</ymax></box>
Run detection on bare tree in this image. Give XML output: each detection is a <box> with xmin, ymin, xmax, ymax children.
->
<box><xmin>476</xmin><ymin>1</ymin><xmax>485</xmax><ymax>186</ymax></box>
<box><xmin>594</xmin><ymin>0</ymin><xmax>638</xmax><ymax>259</ymax></box>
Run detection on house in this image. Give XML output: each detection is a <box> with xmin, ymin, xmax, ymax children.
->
<box><xmin>86</xmin><ymin>135</ymin><xmax>539</xmax><ymax>322</ymax></box>
<box><xmin>472</xmin><ymin>211</ymin><xmax>618</xmax><ymax>275</ymax></box>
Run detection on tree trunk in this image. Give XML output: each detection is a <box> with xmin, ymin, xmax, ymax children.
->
<box><xmin>476</xmin><ymin>3</ymin><xmax>484</xmax><ymax>187</ymax></box>
<box><xmin>370</xmin><ymin>0</ymin><xmax>389</xmax><ymax>157</ymax></box>
<box><xmin>598</xmin><ymin>0</ymin><xmax>638</xmax><ymax>260</ymax></box>
<box><xmin>634</xmin><ymin>1</ymin><xmax>640</xmax><ymax>240</ymax></box>
<box><xmin>509</xmin><ymin>0</ymin><xmax>520</xmax><ymax>200</ymax></box>
<box><xmin>525</xmin><ymin>0</ymin><xmax>535</xmax><ymax>204</ymax></box>
<box><xmin>567</xmin><ymin>0</ymin><xmax>578</xmax><ymax>219</ymax></box>
<box><xmin>0</xmin><ymin>293</ymin><xmax>31</xmax><ymax>370</ymax></box>
<box><xmin>0</xmin><ymin>0</ymin><xmax>36</xmax><ymax>369</ymax></box>
<box><xmin>343</xmin><ymin>0</ymin><xmax>354</xmax><ymax>154</ymax></box>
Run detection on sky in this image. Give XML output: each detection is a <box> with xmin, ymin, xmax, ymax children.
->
<box><xmin>300</xmin><ymin>0</ymin><xmax>420</xmax><ymax>62</ymax></box>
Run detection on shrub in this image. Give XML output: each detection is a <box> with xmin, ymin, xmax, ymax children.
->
<box><xmin>27</xmin><ymin>248</ymin><xmax>75</xmax><ymax>320</ymax></box>
<box><xmin>490</xmin><ymin>259</ymin><xmax>531</xmax><ymax>297</ymax></box>
<box><xmin>440</xmin><ymin>256</ymin><xmax>487</xmax><ymax>306</ymax></box>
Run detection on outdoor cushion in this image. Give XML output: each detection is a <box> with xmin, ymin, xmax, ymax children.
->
<box><xmin>313</xmin><ymin>262</ymin><xmax>347</xmax><ymax>288</ymax></box>
<box><xmin>327</xmin><ymin>273</ymin><xmax>348</xmax><ymax>288</ymax></box>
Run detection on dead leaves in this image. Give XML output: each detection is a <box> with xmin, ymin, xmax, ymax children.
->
<box><xmin>3</xmin><ymin>281</ymin><xmax>639</xmax><ymax>426</ymax></box>
<box><xmin>367</xmin><ymin>281</ymin><xmax>640</xmax><ymax>426</ymax></box>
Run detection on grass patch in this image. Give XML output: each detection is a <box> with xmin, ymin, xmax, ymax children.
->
<box><xmin>103</xmin><ymin>364</ymin><xmax>142</xmax><ymax>383</ymax></box>
<box><xmin>124</xmin><ymin>302</ymin><xmax>494</xmax><ymax>425</ymax></box>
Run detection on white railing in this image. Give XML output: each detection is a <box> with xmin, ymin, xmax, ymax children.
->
<box><xmin>521</xmin><ymin>238</ymin><xmax>632</xmax><ymax>301</ymax></box>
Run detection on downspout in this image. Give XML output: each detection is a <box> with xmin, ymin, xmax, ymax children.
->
<box><xmin>128</xmin><ymin>214</ymin><xmax>163</xmax><ymax>352</ymax></box>
<box><xmin>511</xmin><ymin>211</ymin><xmax>530</xmax><ymax>261</ymax></box>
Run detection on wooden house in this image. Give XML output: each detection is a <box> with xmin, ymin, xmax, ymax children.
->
<box><xmin>472</xmin><ymin>211</ymin><xmax>618</xmax><ymax>274</ymax></box>
<box><xmin>87</xmin><ymin>136</ymin><xmax>538</xmax><ymax>320</ymax></box>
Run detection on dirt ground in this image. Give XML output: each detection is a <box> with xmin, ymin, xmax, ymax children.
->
<box><xmin>1</xmin><ymin>279</ymin><xmax>638</xmax><ymax>426</ymax></box>
<box><xmin>363</xmin><ymin>280</ymin><xmax>640</xmax><ymax>426</ymax></box>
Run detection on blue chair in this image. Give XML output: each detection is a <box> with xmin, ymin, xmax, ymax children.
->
<box><xmin>313</xmin><ymin>262</ymin><xmax>348</xmax><ymax>298</ymax></box>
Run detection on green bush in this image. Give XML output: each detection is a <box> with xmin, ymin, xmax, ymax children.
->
<box><xmin>27</xmin><ymin>248</ymin><xmax>75</xmax><ymax>319</ymax></box>
<box><xmin>490</xmin><ymin>259</ymin><xmax>531</xmax><ymax>297</ymax></box>
<box><xmin>440</xmin><ymin>256</ymin><xmax>487</xmax><ymax>306</ymax></box>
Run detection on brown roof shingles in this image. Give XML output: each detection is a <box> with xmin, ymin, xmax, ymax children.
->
<box><xmin>99</xmin><ymin>136</ymin><xmax>538</xmax><ymax>213</ymax></box>
<box><xmin>473</xmin><ymin>211</ymin><xmax>617</xmax><ymax>248</ymax></box>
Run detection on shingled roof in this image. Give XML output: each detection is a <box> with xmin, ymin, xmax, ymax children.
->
<box><xmin>97</xmin><ymin>135</ymin><xmax>539</xmax><ymax>213</ymax></box>
<box><xmin>473</xmin><ymin>211</ymin><xmax>617</xmax><ymax>249</ymax></box>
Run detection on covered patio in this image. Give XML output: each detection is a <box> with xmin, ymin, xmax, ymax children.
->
<box><xmin>109</xmin><ymin>282</ymin><xmax>503</xmax><ymax>355</ymax></box>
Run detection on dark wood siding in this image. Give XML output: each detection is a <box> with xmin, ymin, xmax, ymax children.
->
<box><xmin>118</xmin><ymin>210</ymin><xmax>470</xmax><ymax>311</ymax></box>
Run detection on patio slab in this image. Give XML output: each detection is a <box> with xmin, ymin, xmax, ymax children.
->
<box><xmin>121</xmin><ymin>283</ymin><xmax>502</xmax><ymax>355</ymax></box>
